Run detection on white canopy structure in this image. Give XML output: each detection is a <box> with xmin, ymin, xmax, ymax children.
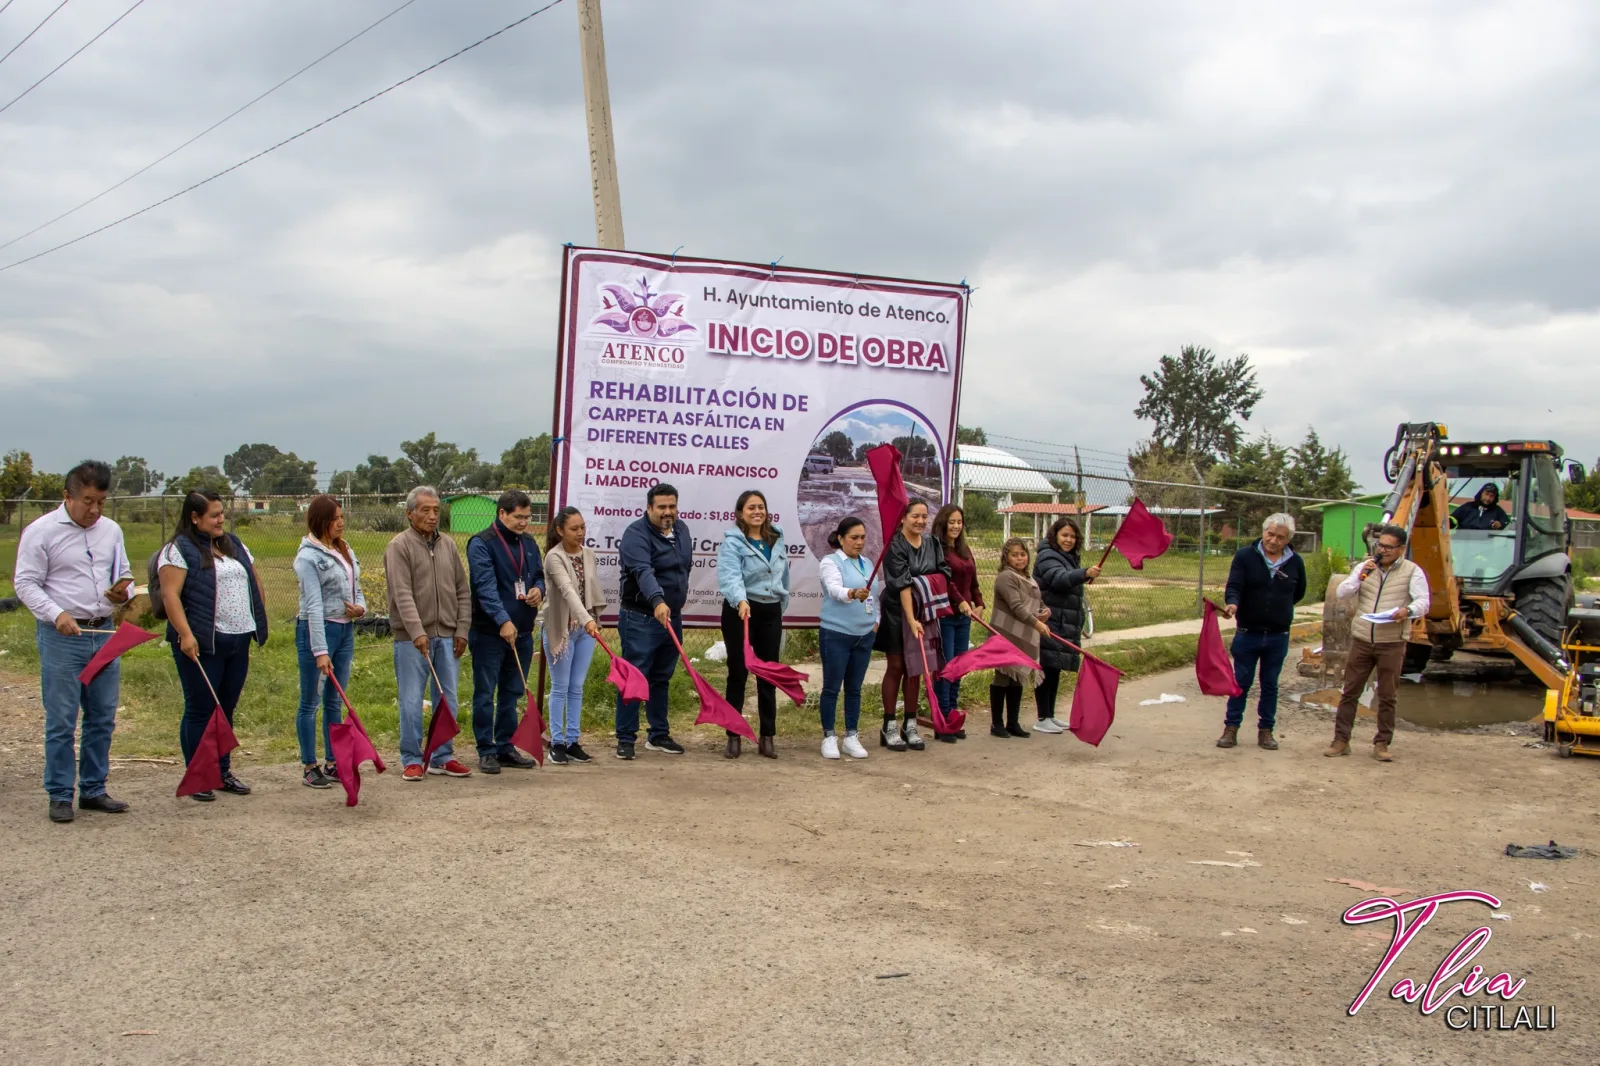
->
<box><xmin>955</xmin><ymin>445</ymin><xmax>1058</xmax><ymax>501</ymax></box>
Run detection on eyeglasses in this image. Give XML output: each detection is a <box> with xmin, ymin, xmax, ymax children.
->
<box><xmin>1375</xmin><ymin>542</ymin><xmax>1402</xmax><ymax>553</ymax></box>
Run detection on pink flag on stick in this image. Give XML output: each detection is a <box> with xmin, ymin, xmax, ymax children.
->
<box><xmin>175</xmin><ymin>707</ymin><xmax>239</xmax><ymax>797</ymax></box>
<box><xmin>597</xmin><ymin>635</ymin><xmax>650</xmax><ymax>702</ymax></box>
<box><xmin>665</xmin><ymin>625</ymin><xmax>755</xmax><ymax>740</ymax></box>
<box><xmin>1107</xmin><ymin>498</ymin><xmax>1174</xmax><ymax>570</ymax></box>
<box><xmin>326</xmin><ymin>673</ymin><xmax>386</xmax><ymax>807</ymax></box>
<box><xmin>77</xmin><ymin>622</ymin><xmax>159</xmax><ymax>685</ymax></box>
<box><xmin>421</xmin><ymin>693</ymin><xmax>459</xmax><ymax>771</ymax></box>
<box><xmin>1068</xmin><ymin>652</ymin><xmax>1124</xmax><ymax>747</ymax></box>
<box><xmin>864</xmin><ymin>443</ymin><xmax>909</xmax><ymax>554</ymax></box>
<box><xmin>743</xmin><ymin>618</ymin><xmax>809</xmax><ymax>706</ymax></box>
<box><xmin>509</xmin><ymin>688</ymin><xmax>546</xmax><ymax>766</ymax></box>
<box><xmin>1197</xmin><ymin>599</ymin><xmax>1243</xmax><ymax>698</ymax></box>
<box><xmin>939</xmin><ymin>635</ymin><xmax>1044</xmax><ymax>683</ymax></box>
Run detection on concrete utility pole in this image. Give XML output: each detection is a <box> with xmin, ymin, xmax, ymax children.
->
<box><xmin>576</xmin><ymin>0</ymin><xmax>625</xmax><ymax>249</ymax></box>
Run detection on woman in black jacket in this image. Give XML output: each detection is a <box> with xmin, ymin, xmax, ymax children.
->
<box><xmin>1032</xmin><ymin>517</ymin><xmax>1100</xmax><ymax>733</ymax></box>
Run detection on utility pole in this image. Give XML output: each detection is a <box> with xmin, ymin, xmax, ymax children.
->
<box><xmin>576</xmin><ymin>0</ymin><xmax>625</xmax><ymax>249</ymax></box>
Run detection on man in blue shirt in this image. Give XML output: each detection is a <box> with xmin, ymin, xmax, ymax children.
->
<box><xmin>466</xmin><ymin>490</ymin><xmax>545</xmax><ymax>773</ymax></box>
<box><xmin>614</xmin><ymin>482</ymin><xmax>693</xmax><ymax>759</ymax></box>
<box><xmin>1218</xmin><ymin>513</ymin><xmax>1308</xmax><ymax>751</ymax></box>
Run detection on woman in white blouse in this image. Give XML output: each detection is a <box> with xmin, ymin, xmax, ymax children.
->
<box><xmin>158</xmin><ymin>491</ymin><xmax>269</xmax><ymax>802</ymax></box>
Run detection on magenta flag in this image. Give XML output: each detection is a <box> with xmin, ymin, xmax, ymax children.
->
<box><xmin>1197</xmin><ymin>600</ymin><xmax>1243</xmax><ymax>698</ymax></box>
<box><xmin>175</xmin><ymin>707</ymin><xmax>239</xmax><ymax>797</ymax></box>
<box><xmin>77</xmin><ymin>622</ymin><xmax>159</xmax><ymax>685</ymax></box>
<box><xmin>509</xmin><ymin>687</ymin><xmax>546</xmax><ymax>766</ymax></box>
<box><xmin>939</xmin><ymin>636</ymin><xmax>1043</xmax><ymax>683</ymax></box>
<box><xmin>329</xmin><ymin>711</ymin><xmax>386</xmax><ymax>807</ymax></box>
<box><xmin>864</xmin><ymin>443</ymin><xmax>909</xmax><ymax>553</ymax></box>
<box><xmin>421</xmin><ymin>694</ymin><xmax>459</xmax><ymax>771</ymax></box>
<box><xmin>1068</xmin><ymin>653</ymin><xmax>1124</xmax><ymax>747</ymax></box>
<box><xmin>743</xmin><ymin>618</ymin><xmax>809</xmax><ymax>706</ymax></box>
<box><xmin>598</xmin><ymin>636</ymin><xmax>650</xmax><ymax>702</ymax></box>
<box><xmin>665</xmin><ymin>625</ymin><xmax>756</xmax><ymax>740</ymax></box>
<box><xmin>1110</xmin><ymin>499</ymin><xmax>1174</xmax><ymax>570</ymax></box>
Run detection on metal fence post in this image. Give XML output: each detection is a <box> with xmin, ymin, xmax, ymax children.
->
<box><xmin>161</xmin><ymin>494</ymin><xmax>168</xmax><ymax>543</ymax></box>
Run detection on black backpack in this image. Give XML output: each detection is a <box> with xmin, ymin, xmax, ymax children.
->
<box><xmin>146</xmin><ymin>550</ymin><xmax>168</xmax><ymax>621</ymax></box>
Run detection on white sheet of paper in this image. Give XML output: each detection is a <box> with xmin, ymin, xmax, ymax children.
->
<box><xmin>1359</xmin><ymin>612</ymin><xmax>1400</xmax><ymax>624</ymax></box>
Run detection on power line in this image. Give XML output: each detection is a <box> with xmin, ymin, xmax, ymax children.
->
<box><xmin>0</xmin><ymin>0</ymin><xmax>569</xmax><ymax>273</ymax></box>
<box><xmin>0</xmin><ymin>0</ymin><xmax>146</xmax><ymax>116</ymax></box>
<box><xmin>0</xmin><ymin>0</ymin><xmax>426</xmax><ymax>252</ymax></box>
<box><xmin>0</xmin><ymin>1</ymin><xmax>18</xmax><ymax>18</ymax></box>
<box><xmin>0</xmin><ymin>0</ymin><xmax>69</xmax><ymax>69</ymax></box>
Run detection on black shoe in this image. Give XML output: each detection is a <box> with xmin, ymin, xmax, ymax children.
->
<box><xmin>548</xmin><ymin>743</ymin><xmax>570</xmax><ymax>765</ymax></box>
<box><xmin>479</xmin><ymin>753</ymin><xmax>502</xmax><ymax>774</ymax></box>
<box><xmin>565</xmin><ymin>742</ymin><xmax>592</xmax><ymax>763</ymax></box>
<box><xmin>303</xmin><ymin>764</ymin><xmax>332</xmax><ymax>789</ymax></box>
<box><xmin>935</xmin><ymin>733</ymin><xmax>958</xmax><ymax>743</ymax></box>
<box><xmin>323</xmin><ymin>762</ymin><xmax>340</xmax><ymax>781</ymax></box>
<box><xmin>48</xmin><ymin>800</ymin><xmax>74</xmax><ymax>823</ymax></box>
<box><xmin>645</xmin><ymin>736</ymin><xmax>685</xmax><ymax>755</ymax></box>
<box><xmin>499</xmin><ymin>748</ymin><xmax>537</xmax><ymax>769</ymax></box>
<box><xmin>990</xmin><ymin>725</ymin><xmax>1010</xmax><ymax>738</ymax></box>
<box><xmin>616</xmin><ymin>741</ymin><xmax>636</xmax><ymax>760</ymax></box>
<box><xmin>79</xmin><ymin>793</ymin><xmax>131</xmax><ymax>813</ymax></box>
<box><xmin>191</xmin><ymin>790</ymin><xmax>216</xmax><ymax>802</ymax></box>
<box><xmin>1006</xmin><ymin>723</ymin><xmax>1030</xmax><ymax>738</ymax></box>
<box><xmin>219</xmin><ymin>773</ymin><xmax>251</xmax><ymax>796</ymax></box>
<box><xmin>955</xmin><ymin>729</ymin><xmax>967</xmax><ymax>739</ymax></box>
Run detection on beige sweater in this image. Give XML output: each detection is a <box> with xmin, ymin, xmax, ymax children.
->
<box><xmin>991</xmin><ymin>568</ymin><xmax>1046</xmax><ymax>687</ymax></box>
<box><xmin>544</xmin><ymin>544</ymin><xmax>607</xmax><ymax>660</ymax></box>
<box><xmin>384</xmin><ymin>526</ymin><xmax>471</xmax><ymax>643</ymax></box>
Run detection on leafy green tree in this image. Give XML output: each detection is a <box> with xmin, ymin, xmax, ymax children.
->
<box><xmin>163</xmin><ymin>466</ymin><xmax>232</xmax><ymax>497</ymax></box>
<box><xmin>1286</xmin><ymin>429</ymin><xmax>1359</xmax><ymax>527</ymax></box>
<box><xmin>111</xmin><ymin>456</ymin><xmax>164</xmax><ymax>496</ymax></box>
<box><xmin>328</xmin><ymin>455</ymin><xmax>421</xmax><ymax>495</ymax></box>
<box><xmin>498</xmin><ymin>434</ymin><xmax>552</xmax><ymax>489</ymax></box>
<box><xmin>0</xmin><ymin>449</ymin><xmax>35</xmax><ymax>520</ymax></box>
<box><xmin>956</xmin><ymin>425</ymin><xmax>988</xmax><ymax>446</ymax></box>
<box><xmin>254</xmin><ymin>452</ymin><xmax>318</xmax><ymax>496</ymax></box>
<box><xmin>1566</xmin><ymin>461</ymin><xmax>1600</xmax><ymax>513</ymax></box>
<box><xmin>1128</xmin><ymin>440</ymin><xmax>1210</xmax><ymax>512</ymax></box>
<box><xmin>1134</xmin><ymin>345</ymin><xmax>1263</xmax><ymax>467</ymax></box>
<box><xmin>399</xmin><ymin>433</ymin><xmax>479</xmax><ymax>493</ymax></box>
<box><xmin>817</xmin><ymin>430</ymin><xmax>855</xmax><ymax>465</ymax></box>
<box><xmin>31</xmin><ymin>471</ymin><xmax>65</xmax><ymax>502</ymax></box>
<box><xmin>223</xmin><ymin>443</ymin><xmax>284</xmax><ymax>494</ymax></box>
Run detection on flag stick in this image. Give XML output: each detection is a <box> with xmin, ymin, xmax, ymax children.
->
<box><xmin>422</xmin><ymin>652</ymin><xmax>448</xmax><ymax>706</ymax></box>
<box><xmin>77</xmin><ymin>628</ymin><xmax>118</xmax><ymax>635</ymax></box>
<box><xmin>325</xmin><ymin>671</ymin><xmax>356</xmax><ymax>717</ymax></box>
<box><xmin>194</xmin><ymin>660</ymin><xmax>224</xmax><ymax>709</ymax></box>
<box><xmin>972</xmin><ymin>611</ymin><xmax>1094</xmax><ymax>662</ymax></box>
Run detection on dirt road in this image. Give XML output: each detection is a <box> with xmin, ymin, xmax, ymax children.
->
<box><xmin>1</xmin><ymin>663</ymin><xmax>1595</xmax><ymax>1065</ymax></box>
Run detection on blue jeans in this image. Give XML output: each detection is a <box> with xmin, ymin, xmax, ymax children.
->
<box><xmin>615</xmin><ymin>608</ymin><xmax>681</xmax><ymax>744</ymax></box>
<box><xmin>37</xmin><ymin>622</ymin><xmax>120</xmax><ymax>803</ymax></box>
<box><xmin>469</xmin><ymin>628</ymin><xmax>534</xmax><ymax>758</ymax></box>
<box><xmin>395</xmin><ymin>638</ymin><xmax>460</xmax><ymax>768</ymax></box>
<box><xmin>545</xmin><ymin>627</ymin><xmax>597</xmax><ymax>745</ymax></box>
<box><xmin>819</xmin><ymin>626</ymin><xmax>875</xmax><ymax>734</ymax></box>
<box><xmin>1224</xmin><ymin>630</ymin><xmax>1291</xmax><ymax>730</ymax></box>
<box><xmin>935</xmin><ymin>614</ymin><xmax>971</xmax><ymax>719</ymax></box>
<box><xmin>295</xmin><ymin>619</ymin><xmax>354</xmax><ymax>765</ymax></box>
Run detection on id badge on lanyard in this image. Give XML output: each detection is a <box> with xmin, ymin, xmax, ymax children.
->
<box><xmin>497</xmin><ymin>531</ymin><xmax>526</xmax><ymax>600</ymax></box>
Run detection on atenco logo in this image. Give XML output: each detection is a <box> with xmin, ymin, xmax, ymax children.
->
<box><xmin>1342</xmin><ymin>891</ymin><xmax>1555</xmax><ymax>1031</ymax></box>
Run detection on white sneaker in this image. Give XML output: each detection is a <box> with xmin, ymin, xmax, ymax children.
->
<box><xmin>821</xmin><ymin>735</ymin><xmax>841</xmax><ymax>760</ymax></box>
<box><xmin>1033</xmin><ymin>717</ymin><xmax>1065</xmax><ymax>734</ymax></box>
<box><xmin>841</xmin><ymin>732</ymin><xmax>869</xmax><ymax>759</ymax></box>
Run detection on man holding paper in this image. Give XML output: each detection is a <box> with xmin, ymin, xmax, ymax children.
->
<box><xmin>13</xmin><ymin>460</ymin><xmax>134</xmax><ymax>823</ymax></box>
<box><xmin>1327</xmin><ymin>525</ymin><xmax>1430</xmax><ymax>762</ymax></box>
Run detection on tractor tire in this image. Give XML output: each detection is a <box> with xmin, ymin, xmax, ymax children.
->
<box><xmin>1513</xmin><ymin>575</ymin><xmax>1572</xmax><ymax>649</ymax></box>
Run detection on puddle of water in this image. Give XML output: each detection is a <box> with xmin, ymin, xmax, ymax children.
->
<box><xmin>1297</xmin><ymin>682</ymin><xmax>1542</xmax><ymax>729</ymax></box>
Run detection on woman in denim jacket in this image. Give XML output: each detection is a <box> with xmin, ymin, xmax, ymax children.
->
<box><xmin>717</xmin><ymin>489</ymin><xmax>791</xmax><ymax>759</ymax></box>
<box><xmin>293</xmin><ymin>495</ymin><xmax>366</xmax><ymax>788</ymax></box>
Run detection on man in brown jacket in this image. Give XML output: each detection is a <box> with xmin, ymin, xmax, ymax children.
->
<box><xmin>385</xmin><ymin>486</ymin><xmax>474</xmax><ymax>780</ymax></box>
<box><xmin>1327</xmin><ymin>524</ymin><xmax>1430</xmax><ymax>762</ymax></box>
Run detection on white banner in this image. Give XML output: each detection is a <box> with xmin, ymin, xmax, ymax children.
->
<box><xmin>553</xmin><ymin>247</ymin><xmax>967</xmax><ymax>626</ymax></box>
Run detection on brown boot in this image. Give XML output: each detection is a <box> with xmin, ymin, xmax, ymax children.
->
<box><xmin>724</xmin><ymin>735</ymin><xmax>741</xmax><ymax>759</ymax></box>
<box><xmin>1373</xmin><ymin>742</ymin><xmax>1393</xmax><ymax>762</ymax></box>
<box><xmin>1216</xmin><ymin>725</ymin><xmax>1239</xmax><ymax>749</ymax></box>
<box><xmin>758</xmin><ymin>735</ymin><xmax>777</xmax><ymax>759</ymax></box>
<box><xmin>1258</xmin><ymin>729</ymin><xmax>1279</xmax><ymax>750</ymax></box>
<box><xmin>1324</xmin><ymin>738</ymin><xmax>1350</xmax><ymax>757</ymax></box>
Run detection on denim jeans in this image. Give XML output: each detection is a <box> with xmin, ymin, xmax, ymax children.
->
<box><xmin>935</xmin><ymin>614</ymin><xmax>971</xmax><ymax>719</ymax></box>
<box><xmin>37</xmin><ymin>622</ymin><xmax>120</xmax><ymax>803</ymax></box>
<box><xmin>819</xmin><ymin>626</ymin><xmax>875</xmax><ymax>734</ymax></box>
<box><xmin>295</xmin><ymin>619</ymin><xmax>353</xmax><ymax>765</ymax></box>
<box><xmin>174</xmin><ymin>631</ymin><xmax>252</xmax><ymax>775</ymax></box>
<box><xmin>615</xmin><ymin>607</ymin><xmax>681</xmax><ymax>744</ymax></box>
<box><xmin>1224</xmin><ymin>629</ymin><xmax>1291</xmax><ymax>730</ymax></box>
<box><xmin>395</xmin><ymin>638</ymin><xmax>460</xmax><ymax>768</ymax></box>
<box><xmin>469</xmin><ymin>628</ymin><xmax>534</xmax><ymax>758</ymax></box>
<box><xmin>545</xmin><ymin>627</ymin><xmax>597</xmax><ymax>745</ymax></box>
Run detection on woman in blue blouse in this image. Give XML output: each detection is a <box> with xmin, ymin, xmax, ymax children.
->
<box><xmin>717</xmin><ymin>489</ymin><xmax>791</xmax><ymax>759</ymax></box>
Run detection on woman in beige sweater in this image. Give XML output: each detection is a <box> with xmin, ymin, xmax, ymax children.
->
<box><xmin>988</xmin><ymin>538</ymin><xmax>1049</xmax><ymax>738</ymax></box>
<box><xmin>543</xmin><ymin>507</ymin><xmax>607</xmax><ymax>764</ymax></box>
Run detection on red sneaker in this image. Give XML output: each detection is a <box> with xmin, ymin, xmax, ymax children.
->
<box><xmin>428</xmin><ymin>759</ymin><xmax>473</xmax><ymax>778</ymax></box>
<box><xmin>402</xmin><ymin>765</ymin><xmax>425</xmax><ymax>781</ymax></box>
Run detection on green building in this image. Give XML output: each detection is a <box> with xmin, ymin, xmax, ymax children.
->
<box><xmin>1303</xmin><ymin>493</ymin><xmax>1386</xmax><ymax>560</ymax></box>
<box><xmin>443</xmin><ymin>494</ymin><xmax>498</xmax><ymax>535</ymax></box>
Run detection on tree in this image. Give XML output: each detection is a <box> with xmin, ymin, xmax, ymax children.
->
<box><xmin>0</xmin><ymin>450</ymin><xmax>35</xmax><ymax>521</ymax></box>
<box><xmin>1566</xmin><ymin>460</ymin><xmax>1600</xmax><ymax>514</ymax></box>
<box><xmin>817</xmin><ymin>430</ymin><xmax>855</xmax><ymax>465</ymax></box>
<box><xmin>163</xmin><ymin>466</ymin><xmax>232</xmax><ymax>497</ymax></box>
<box><xmin>31</xmin><ymin>471</ymin><xmax>65</xmax><ymax>502</ymax></box>
<box><xmin>1286</xmin><ymin>428</ymin><xmax>1359</xmax><ymax>525</ymax></box>
<box><xmin>499</xmin><ymin>435</ymin><xmax>552</xmax><ymax>489</ymax></box>
<box><xmin>1128</xmin><ymin>440</ymin><xmax>1210</xmax><ymax>512</ymax></box>
<box><xmin>223</xmin><ymin>443</ymin><xmax>283</xmax><ymax>494</ymax></box>
<box><xmin>328</xmin><ymin>455</ymin><xmax>421</xmax><ymax>496</ymax></box>
<box><xmin>890</xmin><ymin>435</ymin><xmax>937</xmax><ymax>459</ymax></box>
<box><xmin>399</xmin><ymin>433</ymin><xmax>479</xmax><ymax>493</ymax></box>
<box><xmin>956</xmin><ymin>425</ymin><xmax>988</xmax><ymax>446</ymax></box>
<box><xmin>254</xmin><ymin>452</ymin><xmax>318</xmax><ymax>496</ymax></box>
<box><xmin>1134</xmin><ymin>345</ymin><xmax>1264</xmax><ymax>467</ymax></box>
<box><xmin>111</xmin><ymin>456</ymin><xmax>163</xmax><ymax>496</ymax></box>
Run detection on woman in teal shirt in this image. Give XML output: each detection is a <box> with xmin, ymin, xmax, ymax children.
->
<box><xmin>717</xmin><ymin>489</ymin><xmax>791</xmax><ymax>759</ymax></box>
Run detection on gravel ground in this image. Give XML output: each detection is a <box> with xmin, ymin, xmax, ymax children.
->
<box><xmin>1</xmin><ymin>663</ymin><xmax>1596</xmax><ymax>1066</ymax></box>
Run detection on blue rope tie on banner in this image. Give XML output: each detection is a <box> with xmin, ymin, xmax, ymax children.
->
<box><xmin>670</xmin><ymin>245</ymin><xmax>683</xmax><ymax>267</ymax></box>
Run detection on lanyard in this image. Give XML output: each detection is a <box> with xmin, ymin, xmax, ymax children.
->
<box><xmin>493</xmin><ymin>526</ymin><xmax>525</xmax><ymax>580</ymax></box>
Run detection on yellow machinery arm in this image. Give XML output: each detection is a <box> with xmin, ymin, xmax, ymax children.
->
<box><xmin>1379</xmin><ymin>432</ymin><xmax>1463</xmax><ymax>641</ymax></box>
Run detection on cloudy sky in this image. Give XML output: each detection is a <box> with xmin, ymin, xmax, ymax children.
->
<box><xmin>3</xmin><ymin>0</ymin><xmax>1596</xmax><ymax>491</ymax></box>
